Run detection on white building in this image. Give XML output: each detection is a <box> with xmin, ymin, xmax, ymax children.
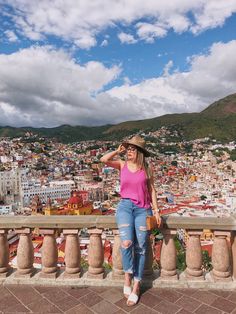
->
<box><xmin>226</xmin><ymin>194</ymin><xmax>236</xmax><ymax>213</ymax></box>
<box><xmin>0</xmin><ymin>169</ymin><xmax>23</xmax><ymax>205</ymax></box>
<box><xmin>21</xmin><ymin>179</ymin><xmax>76</xmax><ymax>206</ymax></box>
<box><xmin>0</xmin><ymin>156</ymin><xmax>13</xmax><ymax>163</ymax></box>
<box><xmin>0</xmin><ymin>204</ymin><xmax>13</xmax><ymax>215</ymax></box>
<box><xmin>14</xmin><ymin>154</ymin><xmax>23</xmax><ymax>161</ymax></box>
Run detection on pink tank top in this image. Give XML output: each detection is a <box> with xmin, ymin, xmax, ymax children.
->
<box><xmin>120</xmin><ymin>163</ymin><xmax>151</xmax><ymax>209</ymax></box>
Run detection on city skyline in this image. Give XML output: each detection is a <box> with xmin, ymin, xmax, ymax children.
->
<box><xmin>0</xmin><ymin>1</ymin><xmax>236</xmax><ymax>127</ymax></box>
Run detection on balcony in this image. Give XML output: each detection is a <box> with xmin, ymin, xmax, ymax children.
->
<box><xmin>1</xmin><ymin>215</ymin><xmax>236</xmax><ymax>313</ymax></box>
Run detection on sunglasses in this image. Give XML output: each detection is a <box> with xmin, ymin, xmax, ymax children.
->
<box><xmin>127</xmin><ymin>146</ymin><xmax>137</xmax><ymax>152</ymax></box>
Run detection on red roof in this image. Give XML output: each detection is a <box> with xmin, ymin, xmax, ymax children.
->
<box><xmin>68</xmin><ymin>196</ymin><xmax>83</xmax><ymax>204</ymax></box>
<box><xmin>78</xmin><ymin>191</ymin><xmax>89</xmax><ymax>195</ymax></box>
<box><xmin>160</xmin><ymin>207</ymin><xmax>179</xmax><ymax>215</ymax></box>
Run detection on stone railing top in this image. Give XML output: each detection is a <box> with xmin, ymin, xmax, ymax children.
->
<box><xmin>164</xmin><ymin>215</ymin><xmax>236</xmax><ymax>231</ymax></box>
<box><xmin>0</xmin><ymin>215</ymin><xmax>117</xmax><ymax>229</ymax></box>
<box><xmin>0</xmin><ymin>215</ymin><xmax>236</xmax><ymax>231</ymax></box>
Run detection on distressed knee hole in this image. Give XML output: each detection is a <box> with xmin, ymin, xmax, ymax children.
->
<box><xmin>122</xmin><ymin>240</ymin><xmax>132</xmax><ymax>249</ymax></box>
<box><xmin>118</xmin><ymin>224</ymin><xmax>130</xmax><ymax>228</ymax></box>
<box><xmin>120</xmin><ymin>230</ymin><xmax>126</xmax><ymax>237</ymax></box>
<box><xmin>135</xmin><ymin>246</ymin><xmax>146</xmax><ymax>255</ymax></box>
<box><xmin>139</xmin><ymin>226</ymin><xmax>147</xmax><ymax>231</ymax></box>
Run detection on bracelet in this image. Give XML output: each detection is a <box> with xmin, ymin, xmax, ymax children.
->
<box><xmin>152</xmin><ymin>209</ymin><xmax>160</xmax><ymax>213</ymax></box>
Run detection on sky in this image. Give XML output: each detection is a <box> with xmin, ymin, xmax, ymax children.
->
<box><xmin>0</xmin><ymin>0</ymin><xmax>236</xmax><ymax>128</ymax></box>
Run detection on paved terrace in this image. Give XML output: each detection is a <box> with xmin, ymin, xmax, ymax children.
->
<box><xmin>1</xmin><ymin>284</ymin><xmax>236</xmax><ymax>313</ymax></box>
<box><xmin>1</xmin><ymin>215</ymin><xmax>236</xmax><ymax>313</ymax></box>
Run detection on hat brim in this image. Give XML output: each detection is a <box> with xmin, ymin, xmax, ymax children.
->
<box><xmin>122</xmin><ymin>141</ymin><xmax>150</xmax><ymax>157</ymax></box>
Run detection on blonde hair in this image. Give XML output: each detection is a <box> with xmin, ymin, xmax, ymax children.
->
<box><xmin>134</xmin><ymin>149</ymin><xmax>153</xmax><ymax>200</ymax></box>
<box><xmin>136</xmin><ymin>149</ymin><xmax>152</xmax><ymax>179</ymax></box>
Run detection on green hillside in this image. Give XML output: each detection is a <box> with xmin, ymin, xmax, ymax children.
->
<box><xmin>36</xmin><ymin>124</ymin><xmax>113</xmax><ymax>142</ymax></box>
<box><xmin>104</xmin><ymin>93</ymin><xmax>236</xmax><ymax>142</ymax></box>
<box><xmin>201</xmin><ymin>93</ymin><xmax>236</xmax><ymax>117</ymax></box>
<box><xmin>0</xmin><ymin>93</ymin><xmax>235</xmax><ymax>142</ymax></box>
<box><xmin>0</xmin><ymin>124</ymin><xmax>113</xmax><ymax>143</ymax></box>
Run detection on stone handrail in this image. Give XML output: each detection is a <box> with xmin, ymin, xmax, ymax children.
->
<box><xmin>1</xmin><ymin>215</ymin><xmax>236</xmax><ymax>230</ymax></box>
<box><xmin>0</xmin><ymin>215</ymin><xmax>236</xmax><ymax>288</ymax></box>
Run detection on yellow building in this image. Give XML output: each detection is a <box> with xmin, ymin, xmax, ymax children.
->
<box><xmin>183</xmin><ymin>229</ymin><xmax>213</xmax><ymax>244</ymax></box>
<box><xmin>190</xmin><ymin>175</ymin><xmax>197</xmax><ymax>182</ymax></box>
<box><xmin>66</xmin><ymin>191</ymin><xmax>93</xmax><ymax>215</ymax></box>
<box><xmin>201</xmin><ymin>229</ymin><xmax>214</xmax><ymax>241</ymax></box>
<box><xmin>44</xmin><ymin>191</ymin><xmax>93</xmax><ymax>216</ymax></box>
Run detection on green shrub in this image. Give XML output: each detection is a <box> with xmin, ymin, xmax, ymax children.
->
<box><xmin>202</xmin><ymin>250</ymin><xmax>212</xmax><ymax>271</ymax></box>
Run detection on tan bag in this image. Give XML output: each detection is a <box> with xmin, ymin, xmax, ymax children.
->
<box><xmin>146</xmin><ymin>216</ymin><xmax>158</xmax><ymax>231</ymax></box>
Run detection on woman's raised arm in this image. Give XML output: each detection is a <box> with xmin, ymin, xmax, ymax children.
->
<box><xmin>100</xmin><ymin>144</ymin><xmax>125</xmax><ymax>170</ymax></box>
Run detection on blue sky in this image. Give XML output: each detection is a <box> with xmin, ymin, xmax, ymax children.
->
<box><xmin>0</xmin><ymin>0</ymin><xmax>236</xmax><ymax>127</ymax></box>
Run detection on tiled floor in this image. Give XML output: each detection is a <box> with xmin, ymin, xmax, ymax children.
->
<box><xmin>0</xmin><ymin>285</ymin><xmax>236</xmax><ymax>313</ymax></box>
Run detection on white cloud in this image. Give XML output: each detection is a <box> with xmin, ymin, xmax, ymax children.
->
<box><xmin>74</xmin><ymin>35</ymin><xmax>97</xmax><ymax>50</ymax></box>
<box><xmin>0</xmin><ymin>46</ymin><xmax>121</xmax><ymax>127</ymax></box>
<box><xmin>107</xmin><ymin>40</ymin><xmax>236</xmax><ymax>117</ymax></box>
<box><xmin>123</xmin><ymin>77</ymin><xmax>131</xmax><ymax>85</ymax></box>
<box><xmin>164</xmin><ymin>13</ymin><xmax>190</xmax><ymax>33</ymax></box>
<box><xmin>169</xmin><ymin>40</ymin><xmax>236</xmax><ymax>99</ymax></box>
<box><xmin>191</xmin><ymin>1</ymin><xmax>236</xmax><ymax>33</ymax></box>
<box><xmin>101</xmin><ymin>39</ymin><xmax>108</xmax><ymax>47</ymax></box>
<box><xmin>0</xmin><ymin>40</ymin><xmax>236</xmax><ymax>127</ymax></box>
<box><xmin>163</xmin><ymin>60</ymin><xmax>174</xmax><ymax>76</ymax></box>
<box><xmin>2</xmin><ymin>0</ymin><xmax>236</xmax><ymax>48</ymax></box>
<box><xmin>118</xmin><ymin>32</ymin><xmax>137</xmax><ymax>44</ymax></box>
<box><xmin>4</xmin><ymin>30</ymin><xmax>18</xmax><ymax>42</ymax></box>
<box><xmin>136</xmin><ymin>22</ymin><xmax>167</xmax><ymax>42</ymax></box>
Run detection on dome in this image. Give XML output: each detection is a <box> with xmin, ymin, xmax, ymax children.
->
<box><xmin>68</xmin><ymin>192</ymin><xmax>83</xmax><ymax>205</ymax></box>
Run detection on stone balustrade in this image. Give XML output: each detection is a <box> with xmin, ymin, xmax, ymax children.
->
<box><xmin>0</xmin><ymin>215</ymin><xmax>236</xmax><ymax>289</ymax></box>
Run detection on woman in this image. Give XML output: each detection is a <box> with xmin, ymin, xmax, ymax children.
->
<box><xmin>100</xmin><ymin>135</ymin><xmax>161</xmax><ymax>306</ymax></box>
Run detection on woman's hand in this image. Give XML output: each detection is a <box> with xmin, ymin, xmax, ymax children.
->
<box><xmin>154</xmin><ymin>211</ymin><xmax>162</xmax><ymax>228</ymax></box>
<box><xmin>100</xmin><ymin>144</ymin><xmax>126</xmax><ymax>170</ymax></box>
<box><xmin>116</xmin><ymin>144</ymin><xmax>126</xmax><ymax>155</ymax></box>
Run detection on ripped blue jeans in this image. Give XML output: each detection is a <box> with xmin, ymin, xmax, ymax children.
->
<box><xmin>116</xmin><ymin>198</ymin><xmax>152</xmax><ymax>281</ymax></box>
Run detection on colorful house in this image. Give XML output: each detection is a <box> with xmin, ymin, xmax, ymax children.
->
<box><xmin>44</xmin><ymin>191</ymin><xmax>94</xmax><ymax>215</ymax></box>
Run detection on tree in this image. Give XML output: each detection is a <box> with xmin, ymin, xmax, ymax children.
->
<box><xmin>93</xmin><ymin>176</ymin><xmax>102</xmax><ymax>182</ymax></box>
<box><xmin>174</xmin><ymin>237</ymin><xmax>186</xmax><ymax>271</ymax></box>
<box><xmin>230</xmin><ymin>149</ymin><xmax>236</xmax><ymax>161</ymax></box>
<box><xmin>202</xmin><ymin>250</ymin><xmax>212</xmax><ymax>271</ymax></box>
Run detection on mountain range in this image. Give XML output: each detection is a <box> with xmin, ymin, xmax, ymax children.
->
<box><xmin>0</xmin><ymin>93</ymin><xmax>235</xmax><ymax>143</ymax></box>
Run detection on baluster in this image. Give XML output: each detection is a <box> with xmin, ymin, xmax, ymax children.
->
<box><xmin>63</xmin><ymin>229</ymin><xmax>81</xmax><ymax>278</ymax></box>
<box><xmin>186</xmin><ymin>230</ymin><xmax>204</xmax><ymax>279</ymax></box>
<box><xmin>160</xmin><ymin>230</ymin><xmax>178</xmax><ymax>279</ymax></box>
<box><xmin>143</xmin><ymin>235</ymin><xmax>154</xmax><ymax>278</ymax></box>
<box><xmin>15</xmin><ymin>228</ymin><xmax>34</xmax><ymax>277</ymax></box>
<box><xmin>0</xmin><ymin>229</ymin><xmax>10</xmax><ymax>277</ymax></box>
<box><xmin>88</xmin><ymin>229</ymin><xmax>104</xmax><ymax>279</ymax></box>
<box><xmin>211</xmin><ymin>231</ymin><xmax>231</xmax><ymax>281</ymax></box>
<box><xmin>39</xmin><ymin>229</ymin><xmax>58</xmax><ymax>278</ymax></box>
<box><xmin>112</xmin><ymin>229</ymin><xmax>124</xmax><ymax>279</ymax></box>
<box><xmin>231</xmin><ymin>231</ymin><xmax>236</xmax><ymax>280</ymax></box>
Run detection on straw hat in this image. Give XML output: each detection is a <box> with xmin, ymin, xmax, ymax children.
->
<box><xmin>122</xmin><ymin>135</ymin><xmax>150</xmax><ymax>157</ymax></box>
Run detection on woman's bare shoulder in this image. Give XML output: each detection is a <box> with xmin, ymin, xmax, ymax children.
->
<box><xmin>120</xmin><ymin>160</ymin><xmax>125</xmax><ymax>169</ymax></box>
